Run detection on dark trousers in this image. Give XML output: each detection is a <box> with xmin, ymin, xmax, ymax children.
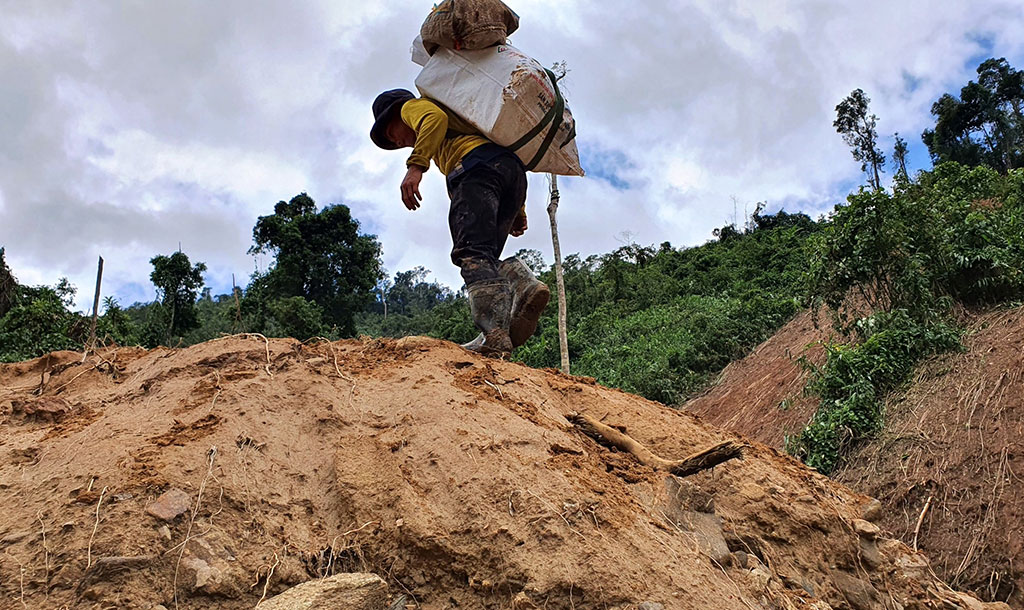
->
<box><xmin>446</xmin><ymin>150</ymin><xmax>528</xmax><ymax>286</ymax></box>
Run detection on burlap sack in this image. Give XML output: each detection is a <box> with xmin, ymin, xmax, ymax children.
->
<box><xmin>420</xmin><ymin>0</ymin><xmax>520</xmax><ymax>55</ymax></box>
<box><xmin>415</xmin><ymin>44</ymin><xmax>583</xmax><ymax>176</ymax></box>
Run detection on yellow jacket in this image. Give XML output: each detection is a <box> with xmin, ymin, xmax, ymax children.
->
<box><xmin>401</xmin><ymin>98</ymin><xmax>491</xmax><ymax>175</ymax></box>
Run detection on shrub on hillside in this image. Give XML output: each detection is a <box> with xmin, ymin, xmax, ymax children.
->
<box><xmin>789</xmin><ymin>311</ymin><xmax>961</xmax><ymax>473</ymax></box>
<box><xmin>795</xmin><ymin>162</ymin><xmax>1024</xmax><ymax>472</ymax></box>
<box><xmin>518</xmin><ymin>294</ymin><xmax>799</xmax><ymax>405</ymax></box>
<box><xmin>808</xmin><ymin>163</ymin><xmax>1024</xmax><ymax>330</ymax></box>
<box><xmin>0</xmin><ymin>279</ymin><xmax>83</xmax><ymax>362</ymax></box>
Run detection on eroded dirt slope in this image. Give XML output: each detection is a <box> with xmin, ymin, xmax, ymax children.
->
<box><xmin>685</xmin><ymin>311</ymin><xmax>834</xmax><ymax>447</ymax></box>
<box><xmin>684</xmin><ymin>307</ymin><xmax>1024</xmax><ymax>606</ymax></box>
<box><xmin>0</xmin><ymin>336</ymin><xmax>1006</xmax><ymax>609</ymax></box>
<box><xmin>837</xmin><ymin>308</ymin><xmax>1024</xmax><ymax>605</ymax></box>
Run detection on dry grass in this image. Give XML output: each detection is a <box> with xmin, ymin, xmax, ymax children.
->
<box><xmin>37</xmin><ymin>511</ymin><xmax>49</xmax><ymax>598</ymax></box>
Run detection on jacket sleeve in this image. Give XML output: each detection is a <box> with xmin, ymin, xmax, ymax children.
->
<box><xmin>401</xmin><ymin>99</ymin><xmax>448</xmax><ymax>171</ymax></box>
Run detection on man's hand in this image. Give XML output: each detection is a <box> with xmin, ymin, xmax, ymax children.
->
<box><xmin>510</xmin><ymin>211</ymin><xmax>528</xmax><ymax>237</ymax></box>
<box><xmin>401</xmin><ymin>165</ymin><xmax>425</xmax><ymax>210</ymax></box>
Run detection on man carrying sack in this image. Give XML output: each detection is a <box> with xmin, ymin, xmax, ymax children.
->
<box><xmin>369</xmin><ymin>90</ymin><xmax>549</xmax><ymax>357</ymax></box>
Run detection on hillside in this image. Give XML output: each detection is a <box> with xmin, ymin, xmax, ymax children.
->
<box><xmin>0</xmin><ymin>336</ymin><xmax>1009</xmax><ymax>609</ymax></box>
<box><xmin>686</xmin><ymin>306</ymin><xmax>1024</xmax><ymax>606</ymax></box>
<box><xmin>686</xmin><ymin>311</ymin><xmax>834</xmax><ymax>447</ymax></box>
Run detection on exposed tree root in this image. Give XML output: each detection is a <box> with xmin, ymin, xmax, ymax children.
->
<box><xmin>567</xmin><ymin>411</ymin><xmax>746</xmax><ymax>477</ymax></box>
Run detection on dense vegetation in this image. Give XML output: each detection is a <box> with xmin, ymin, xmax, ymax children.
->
<box><xmin>776</xmin><ymin>59</ymin><xmax>1024</xmax><ymax>473</ymax></box>
<box><xmin>0</xmin><ymin>194</ymin><xmax>383</xmax><ymax>359</ymax></box>
<box><xmin>514</xmin><ymin>209</ymin><xmax>816</xmax><ymax>403</ymax></box>
<box><xmin>792</xmin><ymin>151</ymin><xmax>1024</xmax><ymax>472</ymax></box>
<box><xmin>0</xmin><ymin>251</ymin><xmax>83</xmax><ymax>360</ymax></box>
<box><xmin>3</xmin><ymin>57</ymin><xmax>1024</xmax><ymax>476</ymax></box>
<box><xmin>0</xmin><ymin>205</ymin><xmax>819</xmax><ymax>409</ymax></box>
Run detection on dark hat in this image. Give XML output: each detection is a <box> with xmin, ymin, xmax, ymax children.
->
<box><xmin>370</xmin><ymin>88</ymin><xmax>416</xmax><ymax>150</ymax></box>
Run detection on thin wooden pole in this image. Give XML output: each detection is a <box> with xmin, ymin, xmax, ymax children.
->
<box><xmin>87</xmin><ymin>256</ymin><xmax>104</xmax><ymax>351</ymax></box>
<box><xmin>232</xmin><ymin>273</ymin><xmax>242</xmax><ymax>332</ymax></box>
<box><xmin>547</xmin><ymin>174</ymin><xmax>569</xmax><ymax>374</ymax></box>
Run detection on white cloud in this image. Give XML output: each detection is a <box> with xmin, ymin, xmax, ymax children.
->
<box><xmin>1</xmin><ymin>0</ymin><xmax>1023</xmax><ymax>311</ymax></box>
<box><xmin>85</xmin><ymin>129</ymin><xmax>309</xmax><ymax>211</ymax></box>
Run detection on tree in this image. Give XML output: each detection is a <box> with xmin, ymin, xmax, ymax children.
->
<box><xmin>355</xmin><ymin>265</ymin><xmax>471</xmax><ymax>341</ymax></box>
<box><xmin>150</xmin><ymin>251</ymin><xmax>206</xmax><ymax>340</ymax></box>
<box><xmin>922</xmin><ymin>58</ymin><xmax>1024</xmax><ymax>173</ymax></box>
<box><xmin>893</xmin><ymin>133</ymin><xmax>909</xmax><ymax>182</ymax></box>
<box><xmin>0</xmin><ymin>248</ymin><xmax>16</xmax><ymax>318</ymax></box>
<box><xmin>0</xmin><ymin>275</ymin><xmax>82</xmax><ymax>362</ymax></box>
<box><xmin>96</xmin><ymin>296</ymin><xmax>140</xmax><ymax>346</ymax></box>
<box><xmin>834</xmin><ymin>89</ymin><xmax>886</xmax><ymax>190</ymax></box>
<box><xmin>381</xmin><ymin>267</ymin><xmax>454</xmax><ymax>317</ymax></box>
<box><xmin>248</xmin><ymin>193</ymin><xmax>383</xmax><ymax>338</ymax></box>
<box><xmin>712</xmin><ymin>224</ymin><xmax>743</xmax><ymax>242</ymax></box>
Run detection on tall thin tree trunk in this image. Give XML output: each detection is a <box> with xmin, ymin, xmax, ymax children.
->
<box><xmin>88</xmin><ymin>256</ymin><xmax>104</xmax><ymax>352</ymax></box>
<box><xmin>231</xmin><ymin>274</ymin><xmax>241</xmax><ymax>332</ymax></box>
<box><xmin>547</xmin><ymin>174</ymin><xmax>569</xmax><ymax>374</ymax></box>
<box><xmin>167</xmin><ymin>295</ymin><xmax>176</xmax><ymax>344</ymax></box>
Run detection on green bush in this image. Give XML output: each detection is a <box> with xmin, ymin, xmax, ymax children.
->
<box><xmin>808</xmin><ymin>163</ymin><xmax>1024</xmax><ymax>330</ymax></box>
<box><xmin>94</xmin><ymin>297</ymin><xmax>143</xmax><ymax>347</ymax></box>
<box><xmin>264</xmin><ymin>296</ymin><xmax>328</xmax><ymax>340</ymax></box>
<box><xmin>509</xmin><ymin>212</ymin><xmax>816</xmax><ymax>403</ymax></box>
<box><xmin>789</xmin><ymin>311</ymin><xmax>961</xmax><ymax>473</ymax></box>
<box><xmin>0</xmin><ymin>279</ymin><xmax>83</xmax><ymax>362</ymax></box>
<box><xmin>794</xmin><ymin>162</ymin><xmax>1024</xmax><ymax>472</ymax></box>
<box><xmin>519</xmin><ymin>294</ymin><xmax>798</xmax><ymax>404</ymax></box>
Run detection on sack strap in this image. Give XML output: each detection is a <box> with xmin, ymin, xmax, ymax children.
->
<box><xmin>560</xmin><ymin>122</ymin><xmax>576</xmax><ymax>149</ymax></box>
<box><xmin>508</xmin><ymin>68</ymin><xmax>566</xmax><ymax>171</ymax></box>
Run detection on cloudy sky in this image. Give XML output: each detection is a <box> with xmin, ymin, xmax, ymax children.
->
<box><xmin>2</xmin><ymin>1</ymin><xmax>1024</xmax><ymax>312</ymax></box>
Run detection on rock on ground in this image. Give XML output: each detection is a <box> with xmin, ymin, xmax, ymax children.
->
<box><xmin>179</xmin><ymin>527</ymin><xmax>249</xmax><ymax>597</ymax></box>
<box><xmin>257</xmin><ymin>573</ymin><xmax>388</xmax><ymax>610</ymax></box>
<box><xmin>146</xmin><ymin>488</ymin><xmax>192</xmax><ymax>521</ymax></box>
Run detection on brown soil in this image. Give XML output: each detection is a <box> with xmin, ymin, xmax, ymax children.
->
<box><xmin>0</xmin><ymin>335</ymin><xmax>1006</xmax><ymax>609</ymax></box>
<box><xmin>685</xmin><ymin>311</ymin><xmax>836</xmax><ymax>447</ymax></box>
<box><xmin>837</xmin><ymin>307</ymin><xmax>1024</xmax><ymax>606</ymax></box>
<box><xmin>684</xmin><ymin>307</ymin><xmax>1024</xmax><ymax>607</ymax></box>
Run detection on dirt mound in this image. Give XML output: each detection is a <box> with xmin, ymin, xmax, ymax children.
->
<box><xmin>684</xmin><ymin>307</ymin><xmax>1024</xmax><ymax>606</ymax></box>
<box><xmin>0</xmin><ymin>335</ymin><xmax>1006</xmax><ymax>609</ymax></box>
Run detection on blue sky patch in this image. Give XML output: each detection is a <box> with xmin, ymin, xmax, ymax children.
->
<box><xmin>900</xmin><ymin>70</ymin><xmax>923</xmax><ymax>95</ymax></box>
<box><xmin>964</xmin><ymin>33</ymin><xmax>996</xmax><ymax>71</ymax></box>
<box><xmin>577</xmin><ymin>142</ymin><xmax>634</xmax><ymax>191</ymax></box>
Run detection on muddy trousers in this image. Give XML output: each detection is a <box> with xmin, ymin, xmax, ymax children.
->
<box><xmin>446</xmin><ymin>151</ymin><xmax>528</xmax><ymax>287</ymax></box>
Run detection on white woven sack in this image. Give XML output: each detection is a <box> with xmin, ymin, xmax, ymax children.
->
<box><xmin>413</xmin><ymin>43</ymin><xmax>583</xmax><ymax>176</ymax></box>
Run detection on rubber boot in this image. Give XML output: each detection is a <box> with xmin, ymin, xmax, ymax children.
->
<box><xmin>500</xmin><ymin>257</ymin><xmax>550</xmax><ymax>347</ymax></box>
<box><xmin>462</xmin><ymin>258</ymin><xmax>550</xmax><ymax>350</ymax></box>
<box><xmin>460</xmin><ymin>280</ymin><xmax>513</xmax><ymax>357</ymax></box>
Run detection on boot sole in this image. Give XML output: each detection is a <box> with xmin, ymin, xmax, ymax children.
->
<box><xmin>510</xmin><ymin>283</ymin><xmax>551</xmax><ymax>347</ymax></box>
<box><xmin>465</xmin><ymin>329</ymin><xmax>512</xmax><ymax>358</ymax></box>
